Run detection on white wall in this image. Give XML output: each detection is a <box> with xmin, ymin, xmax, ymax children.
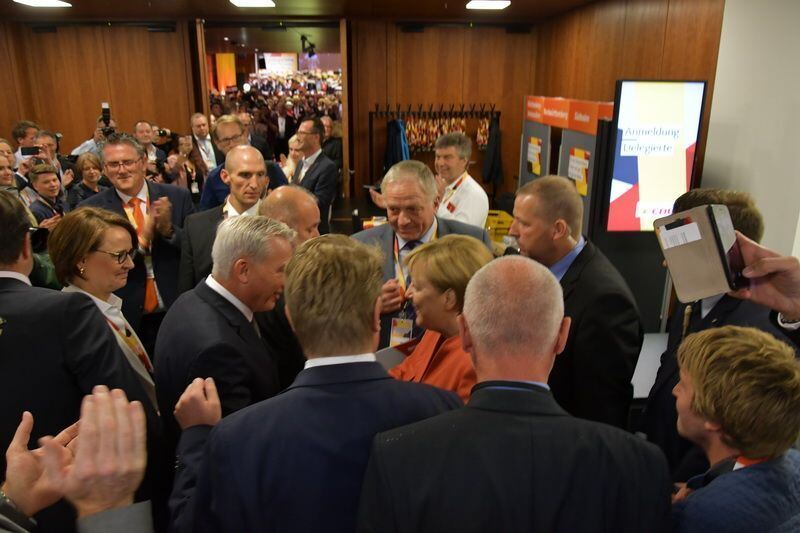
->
<box><xmin>702</xmin><ymin>0</ymin><xmax>800</xmax><ymax>255</ymax></box>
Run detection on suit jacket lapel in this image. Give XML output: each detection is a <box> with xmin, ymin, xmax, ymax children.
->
<box><xmin>382</xmin><ymin>225</ymin><xmax>395</xmax><ymax>282</ymax></box>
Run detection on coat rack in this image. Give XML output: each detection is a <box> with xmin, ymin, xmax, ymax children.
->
<box><xmin>368</xmin><ymin>103</ymin><xmax>501</xmax><ymax>183</ymax></box>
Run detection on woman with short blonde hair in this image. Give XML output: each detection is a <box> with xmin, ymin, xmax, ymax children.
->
<box><xmin>390</xmin><ymin>234</ymin><xmax>493</xmax><ymax>401</ymax></box>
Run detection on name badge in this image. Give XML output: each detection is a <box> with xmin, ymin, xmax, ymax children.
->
<box><xmin>191</xmin><ymin>182</ymin><xmax>200</xmax><ymax>194</ymax></box>
<box><xmin>390</xmin><ymin>317</ymin><xmax>414</xmax><ymax>347</ymax></box>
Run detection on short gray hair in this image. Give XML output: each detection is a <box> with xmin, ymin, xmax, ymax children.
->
<box><xmin>381</xmin><ymin>160</ymin><xmax>437</xmax><ymax>202</ymax></box>
<box><xmin>463</xmin><ymin>256</ymin><xmax>564</xmax><ymax>357</ymax></box>
<box><xmin>100</xmin><ymin>132</ymin><xmax>145</xmax><ymax>162</ymax></box>
<box><xmin>211</xmin><ymin>216</ymin><xmax>296</xmax><ymax>279</ymax></box>
<box><xmin>435</xmin><ymin>132</ymin><xmax>471</xmax><ymax>160</ymax></box>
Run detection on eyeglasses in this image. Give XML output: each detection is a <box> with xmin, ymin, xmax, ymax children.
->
<box><xmin>216</xmin><ymin>132</ymin><xmax>243</xmax><ymax>145</ymax></box>
<box><xmin>94</xmin><ymin>248</ymin><xmax>137</xmax><ymax>264</ymax></box>
<box><xmin>104</xmin><ymin>159</ymin><xmax>140</xmax><ymax>171</ymax></box>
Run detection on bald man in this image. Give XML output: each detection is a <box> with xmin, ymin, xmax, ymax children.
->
<box><xmin>260</xmin><ymin>185</ymin><xmax>321</xmax><ymax>244</ymax></box>
<box><xmin>254</xmin><ymin>185</ymin><xmax>321</xmax><ymax>389</ymax></box>
<box><xmin>178</xmin><ymin>145</ymin><xmax>269</xmax><ymax>293</ymax></box>
<box><xmin>358</xmin><ymin>256</ymin><xmax>671</xmax><ymax>532</ymax></box>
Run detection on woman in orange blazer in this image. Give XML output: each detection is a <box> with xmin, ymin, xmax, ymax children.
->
<box><xmin>390</xmin><ymin>234</ymin><xmax>493</xmax><ymax>402</ymax></box>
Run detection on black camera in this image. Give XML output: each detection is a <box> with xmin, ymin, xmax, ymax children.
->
<box><xmin>157</xmin><ymin>129</ymin><xmax>168</xmax><ymax>137</ymax></box>
<box><xmin>101</xmin><ymin>102</ymin><xmax>115</xmax><ymax>137</ymax></box>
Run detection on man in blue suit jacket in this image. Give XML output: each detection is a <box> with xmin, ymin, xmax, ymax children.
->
<box><xmin>198</xmin><ymin>115</ymin><xmax>287</xmax><ymax>211</ymax></box>
<box><xmin>352</xmin><ymin>160</ymin><xmax>492</xmax><ymax>349</ymax></box>
<box><xmin>293</xmin><ymin>117</ymin><xmax>338</xmax><ymax>234</ymax></box>
<box><xmin>79</xmin><ymin>133</ymin><xmax>193</xmax><ymax>354</ymax></box>
<box><xmin>671</xmin><ymin>326</ymin><xmax>800</xmax><ymax>532</ymax></box>
<box><xmin>169</xmin><ymin>235</ymin><xmax>460</xmax><ymax>533</ymax></box>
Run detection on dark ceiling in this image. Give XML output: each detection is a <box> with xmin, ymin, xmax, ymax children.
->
<box><xmin>204</xmin><ymin>25</ymin><xmax>342</xmax><ymax>55</ymax></box>
<box><xmin>6</xmin><ymin>0</ymin><xmax>594</xmax><ymax>23</ymax></box>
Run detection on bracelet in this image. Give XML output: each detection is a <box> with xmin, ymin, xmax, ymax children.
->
<box><xmin>0</xmin><ymin>489</ymin><xmax>36</xmax><ymax>531</ymax></box>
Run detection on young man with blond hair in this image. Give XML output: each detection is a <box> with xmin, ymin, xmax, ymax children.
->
<box><xmin>672</xmin><ymin>325</ymin><xmax>800</xmax><ymax>531</ymax></box>
<box><xmin>169</xmin><ymin>235</ymin><xmax>460</xmax><ymax>533</ymax></box>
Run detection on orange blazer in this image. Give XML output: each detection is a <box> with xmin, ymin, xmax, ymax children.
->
<box><xmin>389</xmin><ymin>330</ymin><xmax>476</xmax><ymax>402</ymax></box>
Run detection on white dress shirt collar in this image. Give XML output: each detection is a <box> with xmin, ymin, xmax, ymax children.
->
<box><xmin>396</xmin><ymin>218</ymin><xmax>438</xmax><ymax>250</ymax></box>
<box><xmin>302</xmin><ymin>148</ymin><xmax>323</xmax><ymax>170</ymax></box>
<box><xmin>0</xmin><ymin>271</ymin><xmax>31</xmax><ymax>286</ymax></box>
<box><xmin>116</xmin><ymin>182</ymin><xmax>148</xmax><ymax>205</ymax></box>
<box><xmin>61</xmin><ymin>285</ymin><xmax>126</xmax><ymax>328</ymax></box>
<box><xmin>304</xmin><ymin>353</ymin><xmax>377</xmax><ymax>369</ymax></box>
<box><xmin>205</xmin><ymin>275</ymin><xmax>253</xmax><ymax>322</ymax></box>
<box><xmin>223</xmin><ymin>198</ymin><xmax>260</xmax><ymax>219</ymax></box>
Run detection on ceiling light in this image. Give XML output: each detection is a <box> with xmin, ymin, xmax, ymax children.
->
<box><xmin>223</xmin><ymin>37</ymin><xmax>229</xmax><ymax>41</ymax></box>
<box><xmin>466</xmin><ymin>0</ymin><xmax>510</xmax><ymax>9</ymax></box>
<box><xmin>230</xmin><ymin>0</ymin><xmax>276</xmax><ymax>7</ymax></box>
<box><xmin>13</xmin><ymin>0</ymin><xmax>72</xmax><ymax>6</ymax></box>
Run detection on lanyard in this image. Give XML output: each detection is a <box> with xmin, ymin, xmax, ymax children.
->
<box><xmin>441</xmin><ymin>174</ymin><xmax>467</xmax><ymax>206</ymax></box>
<box><xmin>393</xmin><ymin>226</ymin><xmax>438</xmax><ymax>292</ymax></box>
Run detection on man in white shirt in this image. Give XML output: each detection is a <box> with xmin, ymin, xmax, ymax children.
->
<box><xmin>434</xmin><ymin>132</ymin><xmax>489</xmax><ymax>229</ymax></box>
<box><xmin>71</xmin><ymin>116</ymin><xmax>117</xmax><ymax>157</ymax></box>
<box><xmin>168</xmin><ymin>235</ymin><xmax>460</xmax><ymax>533</ymax></box>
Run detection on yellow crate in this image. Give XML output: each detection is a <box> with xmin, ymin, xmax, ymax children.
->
<box><xmin>485</xmin><ymin>210</ymin><xmax>514</xmax><ymax>243</ymax></box>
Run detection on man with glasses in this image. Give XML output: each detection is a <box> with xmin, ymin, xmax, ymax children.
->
<box><xmin>293</xmin><ymin>117</ymin><xmax>338</xmax><ymax>234</ymax></box>
<box><xmin>80</xmin><ymin>132</ymin><xmax>194</xmax><ymax>357</ymax></box>
<box><xmin>198</xmin><ymin>115</ymin><xmax>287</xmax><ymax>212</ymax></box>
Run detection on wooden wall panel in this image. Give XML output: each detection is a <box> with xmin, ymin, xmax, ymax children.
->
<box><xmin>350</xmin><ymin>20</ymin><xmax>389</xmax><ymax>188</ymax></box>
<box><xmin>534</xmin><ymin>0</ymin><xmax>724</xmax><ymax>181</ymax></box>
<box><xmin>103</xmin><ymin>26</ymin><xmax>194</xmax><ymax>138</ymax></box>
<box><xmin>394</xmin><ymin>28</ymin><xmax>465</xmax><ymax>105</ymax></box>
<box><xmin>0</xmin><ymin>23</ymin><xmax>195</xmax><ymax>155</ymax></box>
<box><xmin>619</xmin><ymin>0</ymin><xmax>669</xmax><ymax>78</ymax></box>
<box><xmin>0</xmin><ymin>27</ymin><xmax>25</xmax><ymax>142</ymax></box>
<box><xmin>347</xmin><ymin>0</ymin><xmax>723</xmax><ymax>199</ymax></box>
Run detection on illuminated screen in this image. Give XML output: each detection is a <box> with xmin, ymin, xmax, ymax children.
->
<box><xmin>607</xmin><ymin>81</ymin><xmax>706</xmax><ymax>231</ymax></box>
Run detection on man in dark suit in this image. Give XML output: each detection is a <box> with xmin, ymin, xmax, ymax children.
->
<box><xmin>639</xmin><ymin>189</ymin><xmax>789</xmax><ymax>481</ymax></box>
<box><xmin>508</xmin><ymin>175</ymin><xmax>642</xmax><ymax>429</ymax></box>
<box><xmin>257</xmin><ymin>185</ymin><xmax>322</xmax><ymax>388</ymax></box>
<box><xmin>155</xmin><ymin>216</ymin><xmax>293</xmax><ymax>471</ymax></box>
<box><xmin>357</xmin><ymin>256</ymin><xmax>671</xmax><ymax>533</ymax></box>
<box><xmin>198</xmin><ymin>115</ymin><xmax>287</xmax><ymax>211</ymax></box>
<box><xmin>266</xmin><ymin>102</ymin><xmax>298</xmax><ymax>158</ymax></box>
<box><xmin>0</xmin><ymin>190</ymin><xmax>157</xmax><ymax>533</ymax></box>
<box><xmin>292</xmin><ymin>117</ymin><xmax>338</xmax><ymax>234</ymax></box>
<box><xmin>190</xmin><ymin>113</ymin><xmax>223</xmax><ymax>170</ymax></box>
<box><xmin>237</xmin><ymin>111</ymin><xmax>274</xmax><ymax>162</ymax></box>
<box><xmin>79</xmin><ymin>132</ymin><xmax>194</xmax><ymax>356</ymax></box>
<box><xmin>353</xmin><ymin>160</ymin><xmax>493</xmax><ymax>349</ymax></box>
<box><xmin>168</xmin><ymin>235</ymin><xmax>460</xmax><ymax>533</ymax></box>
<box><xmin>178</xmin><ymin>145</ymin><xmax>270</xmax><ymax>294</ymax></box>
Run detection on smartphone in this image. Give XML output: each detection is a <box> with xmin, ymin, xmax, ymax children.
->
<box><xmin>707</xmin><ymin>205</ymin><xmax>748</xmax><ymax>290</ymax></box>
<box><xmin>362</xmin><ymin>185</ymin><xmax>380</xmax><ymax>192</ymax></box>
<box><xmin>21</xmin><ymin>146</ymin><xmax>40</xmax><ymax>157</ymax></box>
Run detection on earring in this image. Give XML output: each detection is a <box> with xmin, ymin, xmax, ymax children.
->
<box><xmin>79</xmin><ymin>266</ymin><xmax>86</xmax><ymax>275</ymax></box>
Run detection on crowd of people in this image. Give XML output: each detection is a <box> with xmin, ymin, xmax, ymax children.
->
<box><xmin>1</xmin><ymin>104</ymin><xmax>800</xmax><ymax>533</ymax></box>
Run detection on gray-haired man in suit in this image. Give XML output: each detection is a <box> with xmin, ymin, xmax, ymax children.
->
<box><xmin>352</xmin><ymin>160</ymin><xmax>492</xmax><ymax>349</ymax></box>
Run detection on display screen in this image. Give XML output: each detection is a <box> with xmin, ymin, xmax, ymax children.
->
<box><xmin>606</xmin><ymin>80</ymin><xmax>706</xmax><ymax>231</ymax></box>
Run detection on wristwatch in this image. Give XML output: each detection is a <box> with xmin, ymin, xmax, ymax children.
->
<box><xmin>777</xmin><ymin>313</ymin><xmax>800</xmax><ymax>330</ymax></box>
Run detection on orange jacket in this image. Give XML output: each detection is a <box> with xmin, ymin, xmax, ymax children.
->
<box><xmin>389</xmin><ymin>330</ymin><xmax>476</xmax><ymax>402</ymax></box>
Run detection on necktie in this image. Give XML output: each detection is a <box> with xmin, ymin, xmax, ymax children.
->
<box><xmin>128</xmin><ymin>198</ymin><xmax>159</xmax><ymax>313</ymax></box>
<box><xmin>401</xmin><ymin>240</ymin><xmax>422</xmax><ymax>327</ymax></box>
